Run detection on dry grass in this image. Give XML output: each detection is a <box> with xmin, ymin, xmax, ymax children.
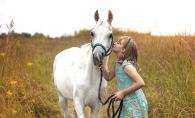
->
<box><xmin>0</xmin><ymin>27</ymin><xmax>194</xmax><ymax>118</ymax></box>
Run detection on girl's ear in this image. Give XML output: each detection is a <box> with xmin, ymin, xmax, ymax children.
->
<box><xmin>121</xmin><ymin>48</ymin><xmax>126</xmax><ymax>53</ymax></box>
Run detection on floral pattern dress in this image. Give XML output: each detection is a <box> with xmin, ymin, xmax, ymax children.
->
<box><xmin>115</xmin><ymin>60</ymin><xmax>148</xmax><ymax>118</ymax></box>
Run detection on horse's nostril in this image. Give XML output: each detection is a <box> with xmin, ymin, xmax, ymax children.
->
<box><xmin>102</xmin><ymin>53</ymin><xmax>103</xmax><ymax>57</ymax></box>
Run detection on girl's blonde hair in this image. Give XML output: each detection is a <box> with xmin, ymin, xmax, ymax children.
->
<box><xmin>117</xmin><ymin>36</ymin><xmax>140</xmax><ymax>71</ymax></box>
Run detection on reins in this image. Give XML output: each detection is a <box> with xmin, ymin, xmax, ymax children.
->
<box><xmin>98</xmin><ymin>68</ymin><xmax>123</xmax><ymax>118</ymax></box>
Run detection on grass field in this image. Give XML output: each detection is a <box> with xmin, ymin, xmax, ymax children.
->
<box><xmin>0</xmin><ymin>28</ymin><xmax>194</xmax><ymax>118</ymax></box>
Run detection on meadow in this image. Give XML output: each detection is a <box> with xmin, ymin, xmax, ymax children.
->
<box><xmin>0</xmin><ymin>28</ymin><xmax>194</xmax><ymax>118</ymax></box>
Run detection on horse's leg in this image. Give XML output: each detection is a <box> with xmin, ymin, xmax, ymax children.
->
<box><xmin>73</xmin><ymin>105</ymin><xmax>78</xmax><ymax>118</ymax></box>
<box><xmin>58</xmin><ymin>94</ymin><xmax>70</xmax><ymax>118</ymax></box>
<box><xmin>74</xmin><ymin>98</ymin><xmax>85</xmax><ymax>118</ymax></box>
<box><xmin>90</xmin><ymin>103</ymin><xmax>101</xmax><ymax>118</ymax></box>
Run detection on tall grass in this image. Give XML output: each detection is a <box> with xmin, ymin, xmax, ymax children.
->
<box><xmin>137</xmin><ymin>35</ymin><xmax>195</xmax><ymax>117</ymax></box>
<box><xmin>98</xmin><ymin>31</ymin><xmax>195</xmax><ymax>118</ymax></box>
<box><xmin>0</xmin><ymin>27</ymin><xmax>194</xmax><ymax>118</ymax></box>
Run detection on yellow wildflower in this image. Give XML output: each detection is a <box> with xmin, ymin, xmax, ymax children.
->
<box><xmin>27</xmin><ymin>62</ymin><xmax>33</xmax><ymax>66</ymax></box>
<box><xmin>194</xmin><ymin>91</ymin><xmax>195</xmax><ymax>94</ymax></box>
<box><xmin>7</xmin><ymin>90</ymin><xmax>12</xmax><ymax>95</ymax></box>
<box><xmin>10</xmin><ymin>81</ymin><xmax>17</xmax><ymax>84</ymax></box>
<box><xmin>0</xmin><ymin>53</ymin><xmax>6</xmax><ymax>57</ymax></box>
<box><xmin>12</xmin><ymin>109</ymin><xmax>17</xmax><ymax>113</ymax></box>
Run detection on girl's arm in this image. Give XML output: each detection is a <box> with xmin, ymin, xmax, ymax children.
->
<box><xmin>100</xmin><ymin>64</ymin><xmax>115</xmax><ymax>81</ymax></box>
<box><xmin>112</xmin><ymin>65</ymin><xmax>145</xmax><ymax>101</ymax></box>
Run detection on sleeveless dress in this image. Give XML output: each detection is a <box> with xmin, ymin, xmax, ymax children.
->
<box><xmin>115</xmin><ymin>60</ymin><xmax>148</xmax><ymax>118</ymax></box>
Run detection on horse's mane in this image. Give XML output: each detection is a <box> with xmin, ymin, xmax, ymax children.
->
<box><xmin>80</xmin><ymin>43</ymin><xmax>91</xmax><ymax>50</ymax></box>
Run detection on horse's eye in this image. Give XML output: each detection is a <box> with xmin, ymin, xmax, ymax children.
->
<box><xmin>109</xmin><ymin>34</ymin><xmax>113</xmax><ymax>38</ymax></box>
<box><xmin>91</xmin><ymin>32</ymin><xmax>94</xmax><ymax>37</ymax></box>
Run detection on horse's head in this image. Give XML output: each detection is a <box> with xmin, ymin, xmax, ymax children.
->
<box><xmin>91</xmin><ymin>10</ymin><xmax>113</xmax><ymax>67</ymax></box>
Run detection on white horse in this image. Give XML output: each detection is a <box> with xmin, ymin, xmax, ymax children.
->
<box><xmin>53</xmin><ymin>10</ymin><xmax>113</xmax><ymax>118</ymax></box>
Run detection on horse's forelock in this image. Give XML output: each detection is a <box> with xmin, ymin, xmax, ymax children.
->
<box><xmin>95</xmin><ymin>19</ymin><xmax>112</xmax><ymax>31</ymax></box>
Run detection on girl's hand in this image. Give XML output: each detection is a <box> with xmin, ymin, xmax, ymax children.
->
<box><xmin>111</xmin><ymin>91</ymin><xmax>124</xmax><ymax>101</ymax></box>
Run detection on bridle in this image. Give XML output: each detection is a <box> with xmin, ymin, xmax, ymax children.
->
<box><xmin>91</xmin><ymin>31</ymin><xmax>124</xmax><ymax>118</ymax></box>
<box><xmin>91</xmin><ymin>31</ymin><xmax>113</xmax><ymax>56</ymax></box>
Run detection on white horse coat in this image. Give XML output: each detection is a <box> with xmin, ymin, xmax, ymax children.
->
<box><xmin>54</xmin><ymin>10</ymin><xmax>113</xmax><ymax>118</ymax></box>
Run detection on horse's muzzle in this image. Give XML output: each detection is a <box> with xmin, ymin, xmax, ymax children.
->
<box><xmin>92</xmin><ymin>46</ymin><xmax>106</xmax><ymax>67</ymax></box>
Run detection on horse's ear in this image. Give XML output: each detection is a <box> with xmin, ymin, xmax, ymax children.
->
<box><xmin>107</xmin><ymin>10</ymin><xmax>113</xmax><ymax>24</ymax></box>
<box><xmin>94</xmin><ymin>10</ymin><xmax>100</xmax><ymax>22</ymax></box>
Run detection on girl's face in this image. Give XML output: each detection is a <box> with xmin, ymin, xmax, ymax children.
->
<box><xmin>112</xmin><ymin>39</ymin><xmax>126</xmax><ymax>54</ymax></box>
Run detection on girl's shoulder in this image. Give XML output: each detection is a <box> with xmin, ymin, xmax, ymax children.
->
<box><xmin>122</xmin><ymin>60</ymin><xmax>136</xmax><ymax>70</ymax></box>
<box><xmin>122</xmin><ymin>60</ymin><xmax>131</xmax><ymax>65</ymax></box>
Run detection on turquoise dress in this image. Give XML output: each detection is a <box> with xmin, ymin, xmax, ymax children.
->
<box><xmin>115</xmin><ymin>60</ymin><xmax>148</xmax><ymax>118</ymax></box>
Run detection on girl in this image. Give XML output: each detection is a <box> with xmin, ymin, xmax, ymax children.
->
<box><xmin>100</xmin><ymin>36</ymin><xmax>148</xmax><ymax>118</ymax></box>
